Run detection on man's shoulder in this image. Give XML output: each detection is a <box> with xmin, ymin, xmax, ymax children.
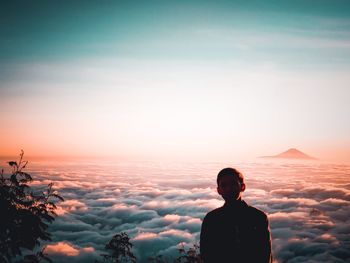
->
<box><xmin>245</xmin><ymin>204</ymin><xmax>268</xmax><ymax>222</ymax></box>
<box><xmin>204</xmin><ymin>206</ymin><xmax>225</xmax><ymax>220</ymax></box>
<box><xmin>203</xmin><ymin>202</ymin><xmax>269</xmax><ymax>222</ymax></box>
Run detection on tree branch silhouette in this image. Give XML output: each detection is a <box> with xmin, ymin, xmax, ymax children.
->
<box><xmin>0</xmin><ymin>150</ymin><xmax>64</xmax><ymax>263</ymax></box>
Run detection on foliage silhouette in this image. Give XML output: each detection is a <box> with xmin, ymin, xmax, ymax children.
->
<box><xmin>175</xmin><ymin>243</ymin><xmax>202</xmax><ymax>263</ymax></box>
<box><xmin>149</xmin><ymin>243</ymin><xmax>202</xmax><ymax>263</ymax></box>
<box><xmin>102</xmin><ymin>233</ymin><xmax>202</xmax><ymax>263</ymax></box>
<box><xmin>98</xmin><ymin>232</ymin><xmax>137</xmax><ymax>263</ymax></box>
<box><xmin>0</xmin><ymin>150</ymin><xmax>63</xmax><ymax>263</ymax></box>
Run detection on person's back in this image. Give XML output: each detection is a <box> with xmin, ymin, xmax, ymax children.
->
<box><xmin>200</xmin><ymin>168</ymin><xmax>272</xmax><ymax>263</ymax></box>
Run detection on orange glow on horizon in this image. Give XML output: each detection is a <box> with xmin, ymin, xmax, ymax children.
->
<box><xmin>1</xmin><ymin>67</ymin><xmax>349</xmax><ymax>164</ymax></box>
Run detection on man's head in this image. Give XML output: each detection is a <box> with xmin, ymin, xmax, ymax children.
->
<box><xmin>217</xmin><ymin>167</ymin><xmax>246</xmax><ymax>202</ymax></box>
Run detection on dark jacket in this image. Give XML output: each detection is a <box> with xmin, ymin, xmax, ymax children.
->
<box><xmin>200</xmin><ymin>200</ymin><xmax>272</xmax><ymax>263</ymax></box>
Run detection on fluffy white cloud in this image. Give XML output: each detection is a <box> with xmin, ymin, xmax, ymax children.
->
<box><xmin>24</xmin><ymin>161</ymin><xmax>350</xmax><ymax>263</ymax></box>
<box><xmin>46</xmin><ymin>242</ymin><xmax>80</xmax><ymax>256</ymax></box>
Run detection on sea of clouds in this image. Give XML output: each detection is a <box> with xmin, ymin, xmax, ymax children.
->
<box><xmin>13</xmin><ymin>160</ymin><xmax>350</xmax><ymax>262</ymax></box>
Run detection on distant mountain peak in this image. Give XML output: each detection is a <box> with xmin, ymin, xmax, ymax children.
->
<box><xmin>261</xmin><ymin>148</ymin><xmax>317</xmax><ymax>160</ymax></box>
<box><xmin>284</xmin><ymin>148</ymin><xmax>300</xmax><ymax>153</ymax></box>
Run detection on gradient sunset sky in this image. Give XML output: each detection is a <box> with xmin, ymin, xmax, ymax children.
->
<box><xmin>1</xmin><ymin>0</ymin><xmax>349</xmax><ymax>162</ymax></box>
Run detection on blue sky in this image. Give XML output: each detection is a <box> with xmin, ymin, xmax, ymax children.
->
<box><xmin>1</xmin><ymin>0</ymin><xmax>350</xmax><ymax>162</ymax></box>
<box><xmin>1</xmin><ymin>0</ymin><xmax>350</xmax><ymax>64</ymax></box>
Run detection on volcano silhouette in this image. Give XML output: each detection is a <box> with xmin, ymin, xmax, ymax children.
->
<box><xmin>260</xmin><ymin>148</ymin><xmax>317</xmax><ymax>160</ymax></box>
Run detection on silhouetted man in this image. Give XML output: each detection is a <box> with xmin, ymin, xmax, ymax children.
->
<box><xmin>200</xmin><ymin>168</ymin><xmax>272</xmax><ymax>263</ymax></box>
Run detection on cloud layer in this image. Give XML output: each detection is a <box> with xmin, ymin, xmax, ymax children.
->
<box><xmin>22</xmin><ymin>160</ymin><xmax>350</xmax><ymax>263</ymax></box>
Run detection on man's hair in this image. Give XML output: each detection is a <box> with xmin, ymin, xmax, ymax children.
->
<box><xmin>217</xmin><ymin>167</ymin><xmax>244</xmax><ymax>185</ymax></box>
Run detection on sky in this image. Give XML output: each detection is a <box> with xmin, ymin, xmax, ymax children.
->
<box><xmin>1</xmin><ymin>0</ymin><xmax>350</xmax><ymax>163</ymax></box>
